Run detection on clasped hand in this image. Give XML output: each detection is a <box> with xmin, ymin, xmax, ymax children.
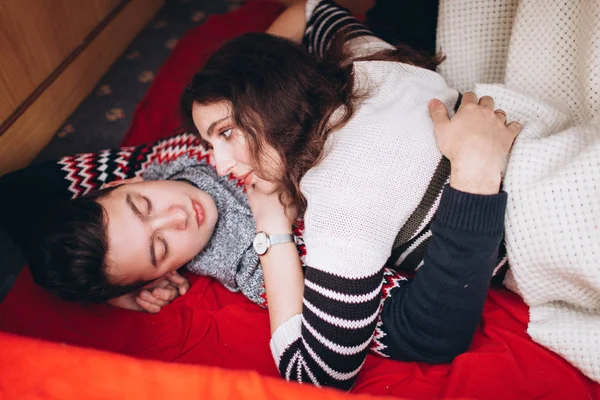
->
<box><xmin>108</xmin><ymin>270</ymin><xmax>190</xmax><ymax>313</ymax></box>
<box><xmin>429</xmin><ymin>92</ymin><xmax>522</xmax><ymax>195</ymax></box>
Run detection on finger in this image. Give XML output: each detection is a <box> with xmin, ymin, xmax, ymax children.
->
<box><xmin>139</xmin><ymin>289</ymin><xmax>168</xmax><ymax>307</ymax></box>
<box><xmin>135</xmin><ymin>296</ymin><xmax>161</xmax><ymax>313</ymax></box>
<box><xmin>479</xmin><ymin>95</ymin><xmax>495</xmax><ymax>110</ymax></box>
<box><xmin>506</xmin><ymin>121</ymin><xmax>522</xmax><ymax>136</ymax></box>
<box><xmin>152</xmin><ymin>287</ymin><xmax>178</xmax><ymax>302</ymax></box>
<box><xmin>494</xmin><ymin>109</ymin><xmax>507</xmax><ymax>124</ymax></box>
<box><xmin>167</xmin><ymin>272</ymin><xmax>191</xmax><ymax>295</ymax></box>
<box><xmin>154</xmin><ymin>278</ymin><xmax>173</xmax><ymax>289</ymax></box>
<box><xmin>428</xmin><ymin>99</ymin><xmax>450</xmax><ymax>126</ymax></box>
<box><xmin>166</xmin><ymin>271</ymin><xmax>187</xmax><ymax>286</ymax></box>
<box><xmin>178</xmin><ymin>279</ymin><xmax>190</xmax><ymax>295</ymax></box>
<box><xmin>461</xmin><ymin>92</ymin><xmax>478</xmax><ymax>105</ymax></box>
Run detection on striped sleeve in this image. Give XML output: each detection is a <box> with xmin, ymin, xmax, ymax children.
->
<box><xmin>270</xmin><ymin>265</ymin><xmax>389</xmax><ymax>389</ymax></box>
<box><xmin>303</xmin><ymin>0</ymin><xmax>390</xmax><ymax>60</ymax></box>
<box><xmin>267</xmin><ymin>2</ymin><xmax>396</xmax><ymax>390</ymax></box>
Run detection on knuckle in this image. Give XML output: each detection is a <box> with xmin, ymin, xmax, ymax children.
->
<box><xmin>463</xmin><ymin>103</ymin><xmax>478</xmax><ymax>112</ymax></box>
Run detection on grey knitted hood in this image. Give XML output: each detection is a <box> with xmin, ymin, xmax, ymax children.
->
<box><xmin>142</xmin><ymin>156</ymin><xmax>265</xmax><ymax>306</ymax></box>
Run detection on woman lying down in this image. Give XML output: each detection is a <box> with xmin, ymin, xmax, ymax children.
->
<box><xmin>20</xmin><ymin>0</ymin><xmax>600</xmax><ymax>389</ymax></box>
<box><xmin>29</xmin><ymin>0</ymin><xmax>517</xmax><ymax>391</ymax></box>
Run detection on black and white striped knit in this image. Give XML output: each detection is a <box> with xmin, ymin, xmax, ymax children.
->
<box><xmin>268</xmin><ymin>0</ymin><xmax>508</xmax><ymax>390</ymax></box>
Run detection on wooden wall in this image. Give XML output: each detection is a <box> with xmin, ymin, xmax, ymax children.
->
<box><xmin>0</xmin><ymin>0</ymin><xmax>164</xmax><ymax>175</ymax></box>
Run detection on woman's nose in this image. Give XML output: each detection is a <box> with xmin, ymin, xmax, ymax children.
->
<box><xmin>151</xmin><ymin>206</ymin><xmax>188</xmax><ymax>231</ymax></box>
<box><xmin>212</xmin><ymin>149</ymin><xmax>236</xmax><ymax>176</ymax></box>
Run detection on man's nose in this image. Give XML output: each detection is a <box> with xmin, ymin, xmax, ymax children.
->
<box><xmin>150</xmin><ymin>206</ymin><xmax>188</xmax><ymax>231</ymax></box>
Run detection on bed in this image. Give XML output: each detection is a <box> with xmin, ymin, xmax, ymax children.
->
<box><xmin>0</xmin><ymin>1</ymin><xmax>599</xmax><ymax>399</ymax></box>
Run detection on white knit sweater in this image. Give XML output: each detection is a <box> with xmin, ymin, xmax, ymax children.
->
<box><xmin>300</xmin><ymin>59</ymin><xmax>457</xmax><ymax>280</ymax></box>
<box><xmin>437</xmin><ymin>0</ymin><xmax>600</xmax><ymax>382</ymax></box>
<box><xmin>269</xmin><ymin>0</ymin><xmax>460</xmax><ymax>388</ymax></box>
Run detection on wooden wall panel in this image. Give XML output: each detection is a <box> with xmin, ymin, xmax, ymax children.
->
<box><xmin>0</xmin><ymin>0</ymin><xmax>121</xmax><ymax>124</ymax></box>
<box><xmin>0</xmin><ymin>0</ymin><xmax>164</xmax><ymax>175</ymax></box>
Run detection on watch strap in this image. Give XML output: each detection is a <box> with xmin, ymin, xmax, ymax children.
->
<box><xmin>269</xmin><ymin>233</ymin><xmax>296</xmax><ymax>246</ymax></box>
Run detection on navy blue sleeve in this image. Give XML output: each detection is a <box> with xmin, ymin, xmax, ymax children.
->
<box><xmin>377</xmin><ymin>185</ymin><xmax>507</xmax><ymax>362</ymax></box>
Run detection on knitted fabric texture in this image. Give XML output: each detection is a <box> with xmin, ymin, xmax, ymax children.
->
<box><xmin>438</xmin><ymin>0</ymin><xmax>600</xmax><ymax>382</ymax></box>
<box><xmin>268</xmin><ymin>0</ymin><xmax>464</xmax><ymax>389</ymax></box>
<box><xmin>143</xmin><ymin>156</ymin><xmax>265</xmax><ymax>307</ymax></box>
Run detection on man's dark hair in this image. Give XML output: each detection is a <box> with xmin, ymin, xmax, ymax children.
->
<box><xmin>29</xmin><ymin>186</ymin><xmax>148</xmax><ymax>303</ymax></box>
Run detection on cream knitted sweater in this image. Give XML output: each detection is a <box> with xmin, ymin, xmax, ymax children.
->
<box><xmin>268</xmin><ymin>0</ymin><xmax>462</xmax><ymax>389</ymax></box>
<box><xmin>437</xmin><ymin>0</ymin><xmax>600</xmax><ymax>382</ymax></box>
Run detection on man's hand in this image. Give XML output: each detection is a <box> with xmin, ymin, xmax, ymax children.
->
<box><xmin>429</xmin><ymin>92</ymin><xmax>522</xmax><ymax>195</ymax></box>
<box><xmin>108</xmin><ymin>271</ymin><xmax>190</xmax><ymax>313</ymax></box>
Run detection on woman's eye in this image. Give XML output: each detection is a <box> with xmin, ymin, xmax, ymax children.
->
<box><xmin>220</xmin><ymin>128</ymin><xmax>232</xmax><ymax>139</ymax></box>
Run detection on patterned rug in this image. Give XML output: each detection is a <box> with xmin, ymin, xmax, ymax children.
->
<box><xmin>0</xmin><ymin>0</ymin><xmax>244</xmax><ymax>301</ymax></box>
<box><xmin>34</xmin><ymin>0</ymin><xmax>243</xmax><ymax>164</ymax></box>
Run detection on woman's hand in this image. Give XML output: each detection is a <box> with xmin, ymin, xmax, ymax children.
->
<box><xmin>245</xmin><ymin>174</ymin><xmax>294</xmax><ymax>234</ymax></box>
<box><xmin>245</xmin><ymin>174</ymin><xmax>304</xmax><ymax>333</ymax></box>
<box><xmin>429</xmin><ymin>93</ymin><xmax>522</xmax><ymax>195</ymax></box>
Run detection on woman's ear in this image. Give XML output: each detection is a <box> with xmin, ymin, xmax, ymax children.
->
<box><xmin>100</xmin><ymin>176</ymin><xmax>143</xmax><ymax>189</ymax></box>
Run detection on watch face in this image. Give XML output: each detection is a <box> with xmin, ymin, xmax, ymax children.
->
<box><xmin>253</xmin><ymin>232</ymin><xmax>270</xmax><ymax>255</ymax></box>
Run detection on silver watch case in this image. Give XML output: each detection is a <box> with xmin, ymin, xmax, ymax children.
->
<box><xmin>252</xmin><ymin>231</ymin><xmax>297</xmax><ymax>256</ymax></box>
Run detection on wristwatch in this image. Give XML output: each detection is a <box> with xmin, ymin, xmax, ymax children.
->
<box><xmin>252</xmin><ymin>231</ymin><xmax>297</xmax><ymax>256</ymax></box>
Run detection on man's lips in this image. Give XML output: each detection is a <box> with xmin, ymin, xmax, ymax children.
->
<box><xmin>191</xmin><ymin>199</ymin><xmax>204</xmax><ymax>227</ymax></box>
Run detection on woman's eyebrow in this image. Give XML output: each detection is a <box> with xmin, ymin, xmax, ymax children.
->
<box><xmin>206</xmin><ymin>116</ymin><xmax>230</xmax><ymax>136</ymax></box>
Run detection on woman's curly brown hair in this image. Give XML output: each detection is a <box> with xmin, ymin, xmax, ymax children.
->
<box><xmin>181</xmin><ymin>31</ymin><xmax>444</xmax><ymax>217</ymax></box>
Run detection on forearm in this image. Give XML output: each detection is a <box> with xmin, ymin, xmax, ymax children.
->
<box><xmin>260</xmin><ymin>240</ymin><xmax>305</xmax><ymax>333</ymax></box>
<box><xmin>262</xmin><ymin>215</ymin><xmax>381</xmax><ymax>389</ymax></box>
<box><xmin>379</xmin><ymin>185</ymin><xmax>507</xmax><ymax>362</ymax></box>
<box><xmin>266</xmin><ymin>1</ymin><xmax>307</xmax><ymax>43</ymax></box>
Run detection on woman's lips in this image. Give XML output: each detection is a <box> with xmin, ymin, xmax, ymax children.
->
<box><xmin>191</xmin><ymin>199</ymin><xmax>204</xmax><ymax>227</ymax></box>
<box><xmin>239</xmin><ymin>171</ymin><xmax>254</xmax><ymax>186</ymax></box>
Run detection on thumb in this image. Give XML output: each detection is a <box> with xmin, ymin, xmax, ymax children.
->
<box><xmin>428</xmin><ymin>99</ymin><xmax>450</xmax><ymax>127</ymax></box>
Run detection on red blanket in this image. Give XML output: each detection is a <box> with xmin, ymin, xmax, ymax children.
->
<box><xmin>1</xmin><ymin>1</ymin><xmax>598</xmax><ymax>399</ymax></box>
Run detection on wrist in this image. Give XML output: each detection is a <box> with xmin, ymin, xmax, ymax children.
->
<box><xmin>450</xmin><ymin>166</ymin><xmax>502</xmax><ymax>195</ymax></box>
<box><xmin>256</xmin><ymin>219</ymin><xmax>293</xmax><ymax>234</ymax></box>
<box><xmin>256</xmin><ymin>214</ymin><xmax>292</xmax><ymax>235</ymax></box>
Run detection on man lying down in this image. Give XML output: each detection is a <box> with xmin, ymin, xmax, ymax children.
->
<box><xmin>29</xmin><ymin>155</ymin><xmax>268</xmax><ymax>313</ymax></box>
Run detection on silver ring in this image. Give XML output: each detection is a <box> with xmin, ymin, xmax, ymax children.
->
<box><xmin>495</xmin><ymin>109</ymin><xmax>508</xmax><ymax>124</ymax></box>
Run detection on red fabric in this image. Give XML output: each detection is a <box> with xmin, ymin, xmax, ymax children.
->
<box><xmin>1</xmin><ymin>1</ymin><xmax>598</xmax><ymax>399</ymax></box>
<box><xmin>1</xmin><ymin>270</ymin><xmax>598</xmax><ymax>399</ymax></box>
<box><xmin>0</xmin><ymin>332</ymin><xmax>398</xmax><ymax>400</ymax></box>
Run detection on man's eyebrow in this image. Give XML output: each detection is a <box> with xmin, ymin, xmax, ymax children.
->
<box><xmin>206</xmin><ymin>116</ymin><xmax>230</xmax><ymax>137</ymax></box>
<box><xmin>126</xmin><ymin>194</ymin><xmax>157</xmax><ymax>267</ymax></box>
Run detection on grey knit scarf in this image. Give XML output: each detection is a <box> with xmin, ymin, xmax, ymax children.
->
<box><xmin>142</xmin><ymin>156</ymin><xmax>265</xmax><ymax>306</ymax></box>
